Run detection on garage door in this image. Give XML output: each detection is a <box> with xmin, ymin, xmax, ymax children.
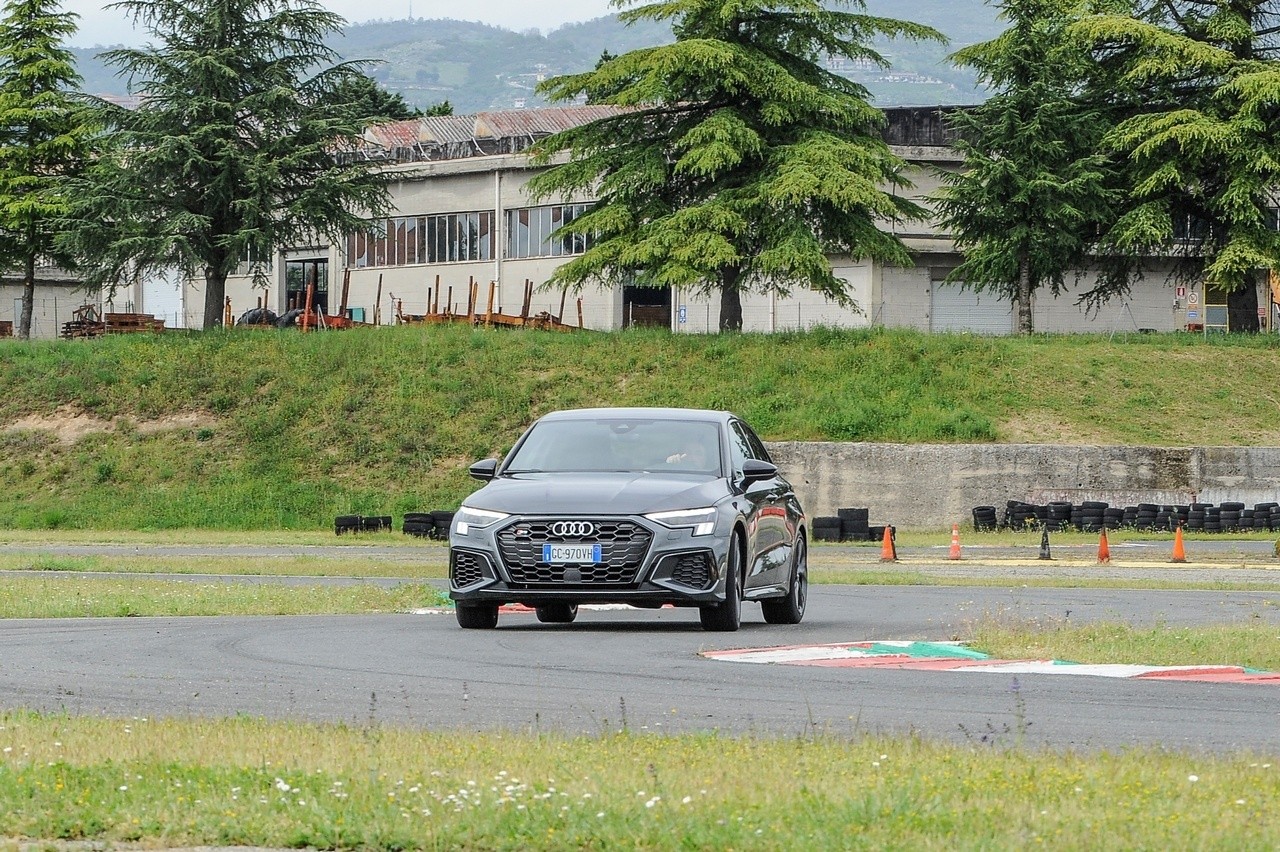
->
<box><xmin>930</xmin><ymin>280</ymin><xmax>1013</xmax><ymax>334</ymax></box>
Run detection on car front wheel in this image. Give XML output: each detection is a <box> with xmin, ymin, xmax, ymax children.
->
<box><xmin>456</xmin><ymin>602</ymin><xmax>499</xmax><ymax>629</ymax></box>
<box><xmin>700</xmin><ymin>533</ymin><xmax>743</xmax><ymax>632</ymax></box>
<box><xmin>535</xmin><ymin>602</ymin><xmax>578</xmax><ymax>623</ymax></box>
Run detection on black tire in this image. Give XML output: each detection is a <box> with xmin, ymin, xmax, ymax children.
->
<box><xmin>456</xmin><ymin>602</ymin><xmax>499</xmax><ymax>629</ymax></box>
<box><xmin>701</xmin><ymin>533</ymin><xmax>743</xmax><ymax>632</ymax></box>
<box><xmin>762</xmin><ymin>535</ymin><xmax>808</xmax><ymax>625</ymax></box>
<box><xmin>535</xmin><ymin>602</ymin><xmax>579</xmax><ymax>624</ymax></box>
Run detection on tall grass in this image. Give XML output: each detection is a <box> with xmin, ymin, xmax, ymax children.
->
<box><xmin>1</xmin><ymin>326</ymin><xmax>1278</xmax><ymax>530</ymax></box>
<box><xmin>0</xmin><ymin>711</ymin><xmax>1276</xmax><ymax>849</ymax></box>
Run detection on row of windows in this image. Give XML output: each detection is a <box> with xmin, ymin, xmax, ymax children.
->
<box><xmin>345</xmin><ymin>205</ymin><xmax>592</xmax><ymax>268</ymax></box>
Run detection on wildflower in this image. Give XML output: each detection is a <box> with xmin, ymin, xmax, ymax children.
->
<box><xmin>682</xmin><ymin>796</ymin><xmax>692</xmax><ymax>804</ymax></box>
<box><xmin>275</xmin><ymin>778</ymin><xmax>290</xmax><ymax>792</ymax></box>
<box><xmin>1188</xmin><ymin>775</ymin><xmax>1199</xmax><ymax>783</ymax></box>
<box><xmin>118</xmin><ymin>785</ymin><xmax>127</xmax><ymax>791</ymax></box>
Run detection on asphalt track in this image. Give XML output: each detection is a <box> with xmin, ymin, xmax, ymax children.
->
<box><xmin>2</xmin><ymin>551</ymin><xmax>1279</xmax><ymax>751</ymax></box>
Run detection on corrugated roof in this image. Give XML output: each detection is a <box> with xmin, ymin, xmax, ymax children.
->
<box><xmin>473</xmin><ymin>105</ymin><xmax>629</xmax><ymax>140</ymax></box>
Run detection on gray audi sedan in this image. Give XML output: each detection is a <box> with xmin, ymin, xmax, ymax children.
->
<box><xmin>448</xmin><ymin>407</ymin><xmax>808</xmax><ymax>631</ymax></box>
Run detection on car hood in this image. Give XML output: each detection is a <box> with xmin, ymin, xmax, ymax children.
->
<box><xmin>465</xmin><ymin>472</ymin><xmax>729</xmax><ymax>516</ymax></box>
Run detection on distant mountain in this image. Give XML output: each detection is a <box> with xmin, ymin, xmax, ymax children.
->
<box><xmin>72</xmin><ymin>1</ymin><xmax>1002</xmax><ymax>114</ymax></box>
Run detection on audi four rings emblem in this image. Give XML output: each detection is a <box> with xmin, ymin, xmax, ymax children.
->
<box><xmin>550</xmin><ymin>521</ymin><xmax>595</xmax><ymax>538</ymax></box>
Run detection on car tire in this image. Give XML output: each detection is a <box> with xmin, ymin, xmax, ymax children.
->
<box><xmin>762</xmin><ymin>535</ymin><xmax>807</xmax><ymax>625</ymax></box>
<box><xmin>535</xmin><ymin>603</ymin><xmax>578</xmax><ymax>624</ymax></box>
<box><xmin>455</xmin><ymin>602</ymin><xmax>499</xmax><ymax>629</ymax></box>
<box><xmin>700</xmin><ymin>533</ymin><xmax>743</xmax><ymax>632</ymax></box>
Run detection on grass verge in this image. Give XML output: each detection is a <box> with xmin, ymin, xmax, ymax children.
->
<box><xmin>966</xmin><ymin>616</ymin><xmax>1280</xmax><ymax>671</ymax></box>
<box><xmin>0</xmin><ymin>577</ymin><xmax>448</xmax><ymax>618</ymax></box>
<box><xmin>0</xmin><ymin>711</ymin><xmax>1275</xmax><ymax>849</ymax></box>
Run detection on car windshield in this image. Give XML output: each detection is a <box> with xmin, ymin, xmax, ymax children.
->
<box><xmin>504</xmin><ymin>418</ymin><xmax>723</xmax><ymax>476</ymax></box>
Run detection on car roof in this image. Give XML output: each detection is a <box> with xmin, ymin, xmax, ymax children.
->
<box><xmin>536</xmin><ymin>407</ymin><xmax>732</xmax><ymax>424</ymax></box>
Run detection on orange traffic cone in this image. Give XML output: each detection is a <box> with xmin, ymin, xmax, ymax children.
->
<box><xmin>1171</xmin><ymin>525</ymin><xmax>1187</xmax><ymax>564</ymax></box>
<box><xmin>1097</xmin><ymin>528</ymin><xmax>1111</xmax><ymax>565</ymax></box>
<box><xmin>948</xmin><ymin>523</ymin><xmax>962</xmax><ymax>560</ymax></box>
<box><xmin>880</xmin><ymin>526</ymin><xmax>897</xmax><ymax>562</ymax></box>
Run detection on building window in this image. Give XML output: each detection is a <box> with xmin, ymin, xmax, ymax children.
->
<box><xmin>346</xmin><ymin>212</ymin><xmax>493</xmax><ymax>268</ymax></box>
<box><xmin>506</xmin><ymin>204</ymin><xmax>592</xmax><ymax>259</ymax></box>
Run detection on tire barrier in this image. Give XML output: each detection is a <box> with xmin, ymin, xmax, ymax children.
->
<box><xmin>335</xmin><ymin>512</ymin><xmax>454</xmax><ymax>537</ymax></box>
<box><xmin>969</xmin><ymin>500</ymin><xmax>1276</xmax><ymax>533</ymax></box>
<box><xmin>814</xmin><ymin>507</ymin><xmax>880</xmax><ymax>542</ymax></box>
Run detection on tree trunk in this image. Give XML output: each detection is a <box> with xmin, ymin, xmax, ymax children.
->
<box><xmin>203</xmin><ymin>266</ymin><xmax>228</xmax><ymax>329</ymax></box>
<box><xmin>1015</xmin><ymin>252</ymin><xmax>1033</xmax><ymax>335</ymax></box>
<box><xmin>1226</xmin><ymin>276</ymin><xmax>1260</xmax><ymax>333</ymax></box>
<box><xmin>17</xmin><ymin>251</ymin><xmax>35</xmax><ymax>340</ymax></box>
<box><xmin>719</xmin><ymin>266</ymin><xmax>743</xmax><ymax>332</ymax></box>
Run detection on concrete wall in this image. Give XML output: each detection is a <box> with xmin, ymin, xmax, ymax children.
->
<box><xmin>765</xmin><ymin>441</ymin><xmax>1280</xmax><ymax>530</ymax></box>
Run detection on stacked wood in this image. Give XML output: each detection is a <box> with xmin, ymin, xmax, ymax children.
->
<box><xmin>104</xmin><ymin>312</ymin><xmax>166</xmax><ymax>333</ymax></box>
<box><xmin>61</xmin><ymin>309</ymin><xmax>165</xmax><ymax>339</ymax></box>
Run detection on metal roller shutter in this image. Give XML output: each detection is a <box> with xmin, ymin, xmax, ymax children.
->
<box><xmin>930</xmin><ymin>281</ymin><xmax>1013</xmax><ymax>334</ymax></box>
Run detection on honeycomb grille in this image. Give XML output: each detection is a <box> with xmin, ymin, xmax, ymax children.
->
<box><xmin>670</xmin><ymin>553</ymin><xmax>713</xmax><ymax>590</ymax></box>
<box><xmin>497</xmin><ymin>519</ymin><xmax>652</xmax><ymax>586</ymax></box>
<box><xmin>450</xmin><ymin>550</ymin><xmax>485</xmax><ymax>588</ymax></box>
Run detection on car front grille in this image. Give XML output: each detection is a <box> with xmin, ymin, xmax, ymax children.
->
<box><xmin>496</xmin><ymin>519</ymin><xmax>652</xmax><ymax>586</ymax></box>
<box><xmin>450</xmin><ymin>550</ymin><xmax>486</xmax><ymax>587</ymax></box>
<box><xmin>670</xmin><ymin>553</ymin><xmax>713</xmax><ymax>590</ymax></box>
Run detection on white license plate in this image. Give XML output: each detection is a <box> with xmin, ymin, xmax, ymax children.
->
<box><xmin>542</xmin><ymin>543</ymin><xmax>602</xmax><ymax>564</ymax></box>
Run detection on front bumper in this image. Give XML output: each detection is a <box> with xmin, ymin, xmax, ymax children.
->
<box><xmin>448</xmin><ymin>514</ymin><xmax>729</xmax><ymax>607</ymax></box>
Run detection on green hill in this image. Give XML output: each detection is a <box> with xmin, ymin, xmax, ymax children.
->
<box><xmin>1</xmin><ymin>326</ymin><xmax>1276</xmax><ymax>531</ymax></box>
<box><xmin>72</xmin><ymin>1</ymin><xmax>999</xmax><ymax>114</ymax></box>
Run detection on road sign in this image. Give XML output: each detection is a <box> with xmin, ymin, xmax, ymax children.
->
<box><xmin>1188</xmin><ymin>292</ymin><xmax>1199</xmax><ymax>306</ymax></box>
<box><xmin>1187</xmin><ymin>310</ymin><xmax>1199</xmax><ymax>319</ymax></box>
<box><xmin>1176</xmin><ymin>286</ymin><xmax>1187</xmax><ymax>298</ymax></box>
<box><xmin>1260</xmin><ymin>307</ymin><xmax>1267</xmax><ymax>317</ymax></box>
<box><xmin>678</xmin><ymin>305</ymin><xmax>687</xmax><ymax>324</ymax></box>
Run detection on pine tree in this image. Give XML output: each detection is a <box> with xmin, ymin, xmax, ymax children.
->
<box><xmin>1074</xmin><ymin>1</ymin><xmax>1280</xmax><ymax>330</ymax></box>
<box><xmin>60</xmin><ymin>0</ymin><xmax>391</xmax><ymax>329</ymax></box>
<box><xmin>934</xmin><ymin>0</ymin><xmax>1119</xmax><ymax>334</ymax></box>
<box><xmin>0</xmin><ymin>0</ymin><xmax>88</xmax><ymax>339</ymax></box>
<box><xmin>527</xmin><ymin>0</ymin><xmax>944</xmax><ymax>331</ymax></box>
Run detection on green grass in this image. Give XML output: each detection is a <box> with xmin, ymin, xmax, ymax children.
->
<box><xmin>0</xmin><ymin>576</ymin><xmax>447</xmax><ymax>618</ymax></box>
<box><xmin>967</xmin><ymin>616</ymin><xmax>1280</xmax><ymax>671</ymax></box>
<box><xmin>2</xmin><ymin>326</ymin><xmax>1279</xmax><ymax>531</ymax></box>
<box><xmin>0</xmin><ymin>711</ymin><xmax>1276</xmax><ymax>849</ymax></box>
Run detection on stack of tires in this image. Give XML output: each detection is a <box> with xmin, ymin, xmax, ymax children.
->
<box><xmin>812</xmin><ymin>516</ymin><xmax>842</xmax><ymax>542</ymax></box>
<box><xmin>1219</xmin><ymin>501</ymin><xmax>1245</xmax><ymax>532</ymax></box>
<box><xmin>360</xmin><ymin>515</ymin><xmax>392</xmax><ymax>532</ymax></box>
<box><xmin>431</xmin><ymin>510</ymin><xmax>456</xmax><ymax>539</ymax></box>
<box><xmin>1045</xmin><ymin>501</ymin><xmax>1072</xmax><ymax>532</ymax></box>
<box><xmin>1003</xmin><ymin>501</ymin><xmax>1039</xmax><ymax>530</ymax></box>
<box><xmin>403</xmin><ymin>512</ymin><xmax>434</xmax><ymax>537</ymax></box>
<box><xmin>334</xmin><ymin>514</ymin><xmax>361</xmax><ymax>535</ymax></box>
<box><xmin>1075</xmin><ymin>501</ymin><xmax>1107</xmax><ymax>532</ymax></box>
<box><xmin>972</xmin><ymin>505</ymin><xmax>998</xmax><ymax>532</ymax></box>
<box><xmin>837</xmin><ymin>507</ymin><xmax>870</xmax><ymax>542</ymax></box>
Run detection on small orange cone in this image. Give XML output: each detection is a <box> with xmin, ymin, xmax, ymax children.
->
<box><xmin>948</xmin><ymin>523</ymin><xmax>962</xmax><ymax>560</ymax></box>
<box><xmin>1097</xmin><ymin>528</ymin><xmax>1111</xmax><ymax>564</ymax></box>
<box><xmin>1171</xmin><ymin>525</ymin><xmax>1187</xmax><ymax>563</ymax></box>
<box><xmin>880</xmin><ymin>526</ymin><xmax>897</xmax><ymax>562</ymax></box>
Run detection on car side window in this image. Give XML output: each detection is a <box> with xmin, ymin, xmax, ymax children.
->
<box><xmin>728</xmin><ymin>421</ymin><xmax>755</xmax><ymax>475</ymax></box>
<box><xmin>739</xmin><ymin>421</ymin><xmax>772</xmax><ymax>463</ymax></box>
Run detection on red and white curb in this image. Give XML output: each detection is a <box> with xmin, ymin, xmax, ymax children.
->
<box><xmin>700</xmin><ymin>641</ymin><xmax>1280</xmax><ymax>684</ymax></box>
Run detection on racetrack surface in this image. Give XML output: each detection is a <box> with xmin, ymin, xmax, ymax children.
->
<box><xmin>3</xmin><ymin>584</ymin><xmax>1278</xmax><ymax>752</ymax></box>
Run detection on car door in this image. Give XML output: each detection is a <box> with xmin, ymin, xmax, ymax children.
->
<box><xmin>729</xmin><ymin>419</ymin><xmax>793</xmax><ymax>588</ymax></box>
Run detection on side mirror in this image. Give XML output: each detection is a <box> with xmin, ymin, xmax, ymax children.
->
<box><xmin>468</xmin><ymin>459</ymin><xmax>499</xmax><ymax>481</ymax></box>
<box><xmin>741</xmin><ymin>459</ymin><xmax>777</xmax><ymax>484</ymax></box>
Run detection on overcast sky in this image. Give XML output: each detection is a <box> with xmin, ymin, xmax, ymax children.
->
<box><xmin>61</xmin><ymin>0</ymin><xmax>619</xmax><ymax>47</ymax></box>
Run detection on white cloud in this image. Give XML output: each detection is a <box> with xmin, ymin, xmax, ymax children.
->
<box><xmin>62</xmin><ymin>0</ymin><xmax>620</xmax><ymax>48</ymax></box>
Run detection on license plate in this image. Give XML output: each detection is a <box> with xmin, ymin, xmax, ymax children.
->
<box><xmin>542</xmin><ymin>543</ymin><xmax>602</xmax><ymax>564</ymax></box>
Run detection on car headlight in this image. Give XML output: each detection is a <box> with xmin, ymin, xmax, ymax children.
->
<box><xmin>454</xmin><ymin>506</ymin><xmax>509</xmax><ymax>535</ymax></box>
<box><xmin>644</xmin><ymin>507</ymin><xmax>717</xmax><ymax>536</ymax></box>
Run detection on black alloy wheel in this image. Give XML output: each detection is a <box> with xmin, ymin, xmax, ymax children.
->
<box><xmin>762</xmin><ymin>535</ymin><xmax>807</xmax><ymax>625</ymax></box>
